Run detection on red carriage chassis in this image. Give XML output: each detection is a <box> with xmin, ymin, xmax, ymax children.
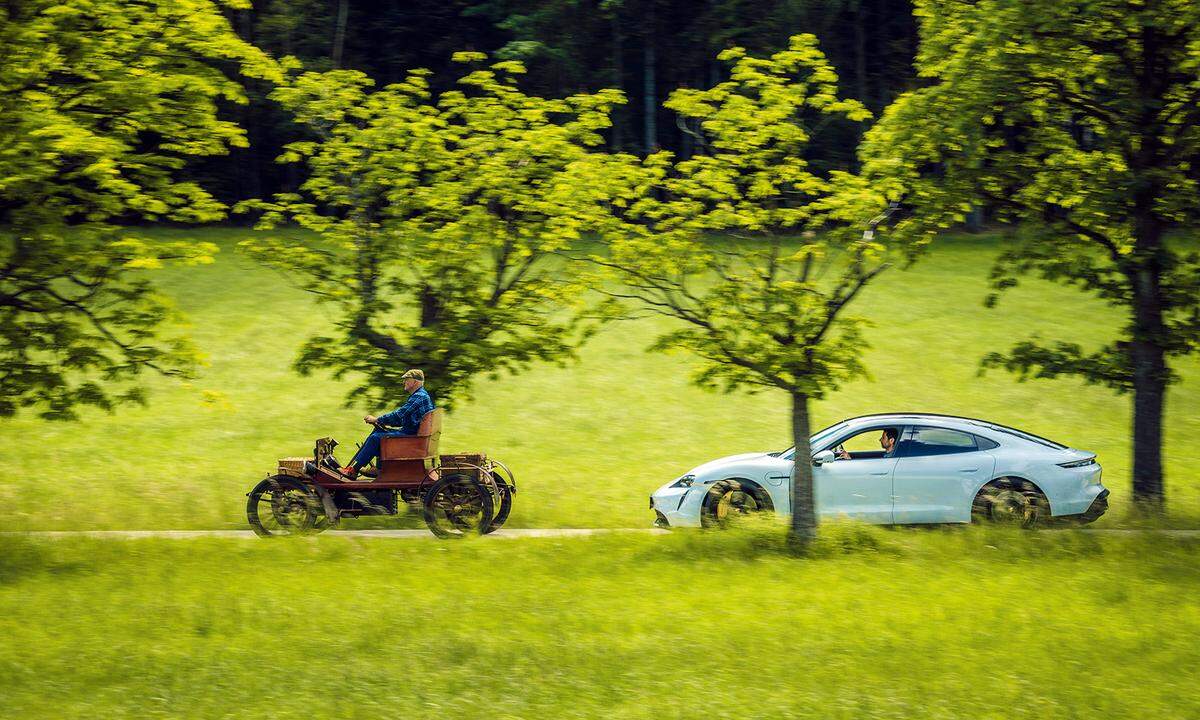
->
<box><xmin>246</xmin><ymin>409</ymin><xmax>516</xmax><ymax>538</ymax></box>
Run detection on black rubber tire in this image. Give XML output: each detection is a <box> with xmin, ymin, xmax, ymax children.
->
<box><xmin>246</xmin><ymin>475</ymin><xmax>328</xmax><ymax>537</ymax></box>
<box><xmin>422</xmin><ymin>473</ymin><xmax>495</xmax><ymax>539</ymax></box>
<box><xmin>482</xmin><ymin>474</ymin><xmax>514</xmax><ymax>534</ymax></box>
<box><xmin>700</xmin><ymin>479</ymin><xmax>771</xmax><ymax>529</ymax></box>
<box><xmin>972</xmin><ymin>478</ymin><xmax>1050</xmax><ymax>529</ymax></box>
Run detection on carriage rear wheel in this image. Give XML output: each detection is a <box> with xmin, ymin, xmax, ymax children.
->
<box><xmin>422</xmin><ymin>473</ymin><xmax>495</xmax><ymax>539</ymax></box>
<box><xmin>482</xmin><ymin>473</ymin><xmax>514</xmax><ymax>535</ymax></box>
<box><xmin>247</xmin><ymin>475</ymin><xmax>330</xmax><ymax>537</ymax></box>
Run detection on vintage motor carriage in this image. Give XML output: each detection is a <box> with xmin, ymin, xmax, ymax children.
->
<box><xmin>246</xmin><ymin>410</ymin><xmax>515</xmax><ymax>538</ymax></box>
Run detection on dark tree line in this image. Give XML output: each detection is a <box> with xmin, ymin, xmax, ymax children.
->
<box><xmin>199</xmin><ymin>0</ymin><xmax>918</xmax><ymax>206</ymax></box>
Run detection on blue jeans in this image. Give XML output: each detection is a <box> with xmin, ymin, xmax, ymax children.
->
<box><xmin>350</xmin><ymin>429</ymin><xmax>409</xmax><ymax>468</ymax></box>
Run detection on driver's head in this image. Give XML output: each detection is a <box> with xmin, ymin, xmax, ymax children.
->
<box><xmin>401</xmin><ymin>368</ymin><xmax>425</xmax><ymax>393</ymax></box>
<box><xmin>880</xmin><ymin>428</ymin><xmax>898</xmax><ymax>451</ymax></box>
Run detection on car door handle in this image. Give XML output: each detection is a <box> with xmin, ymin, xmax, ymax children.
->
<box><xmin>768</xmin><ymin>475</ymin><xmax>790</xmax><ymax>480</ymax></box>
<box><xmin>869</xmin><ymin>471</ymin><xmax>889</xmax><ymax>476</ymax></box>
<box><xmin>959</xmin><ymin>467</ymin><xmax>979</xmax><ymax>473</ymax></box>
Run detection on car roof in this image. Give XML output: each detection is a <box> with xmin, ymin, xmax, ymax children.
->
<box><xmin>833</xmin><ymin>413</ymin><xmax>1068</xmax><ymax>449</ymax></box>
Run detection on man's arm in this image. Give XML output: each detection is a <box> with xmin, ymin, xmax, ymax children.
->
<box><xmin>375</xmin><ymin>400</ymin><xmax>411</xmax><ymax>428</ymax></box>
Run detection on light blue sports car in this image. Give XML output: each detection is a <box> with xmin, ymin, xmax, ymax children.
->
<box><xmin>650</xmin><ymin>413</ymin><xmax>1109</xmax><ymax>529</ymax></box>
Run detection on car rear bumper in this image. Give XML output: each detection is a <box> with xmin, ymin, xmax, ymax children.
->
<box><xmin>1076</xmin><ymin>488</ymin><xmax>1110</xmax><ymax>524</ymax></box>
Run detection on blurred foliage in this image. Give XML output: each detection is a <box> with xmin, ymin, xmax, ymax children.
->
<box><xmin>203</xmin><ymin>0</ymin><xmax>918</xmax><ymax>205</ymax></box>
<box><xmin>861</xmin><ymin>0</ymin><xmax>1200</xmax><ymax>506</ymax></box>
<box><xmin>0</xmin><ymin>0</ymin><xmax>279</xmax><ymax>419</ymax></box>
<box><xmin>238</xmin><ymin>56</ymin><xmax>621</xmax><ymax>410</ymax></box>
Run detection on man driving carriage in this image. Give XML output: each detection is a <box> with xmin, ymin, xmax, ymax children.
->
<box><xmin>339</xmin><ymin>368</ymin><xmax>435</xmax><ymax>478</ymax></box>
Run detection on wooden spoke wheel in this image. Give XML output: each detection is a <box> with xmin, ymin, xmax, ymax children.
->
<box><xmin>422</xmin><ymin>473</ymin><xmax>494</xmax><ymax>539</ymax></box>
<box><xmin>247</xmin><ymin>475</ymin><xmax>330</xmax><ymax>537</ymax></box>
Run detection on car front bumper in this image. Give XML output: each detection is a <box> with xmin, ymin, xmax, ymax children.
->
<box><xmin>650</xmin><ymin>486</ymin><xmax>702</xmax><ymax>528</ymax></box>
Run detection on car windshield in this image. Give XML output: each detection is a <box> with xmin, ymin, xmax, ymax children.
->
<box><xmin>777</xmin><ymin>421</ymin><xmax>849</xmax><ymax>460</ymax></box>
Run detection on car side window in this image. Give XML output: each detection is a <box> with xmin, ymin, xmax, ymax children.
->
<box><xmin>900</xmin><ymin>427</ymin><xmax>979</xmax><ymax>457</ymax></box>
<box><xmin>823</xmin><ymin>426</ymin><xmax>901</xmax><ymax>460</ymax></box>
<box><xmin>975</xmin><ymin>435</ymin><xmax>1000</xmax><ymax>450</ymax></box>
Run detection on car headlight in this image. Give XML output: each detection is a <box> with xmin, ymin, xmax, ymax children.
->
<box><xmin>671</xmin><ymin>474</ymin><xmax>696</xmax><ymax>488</ymax></box>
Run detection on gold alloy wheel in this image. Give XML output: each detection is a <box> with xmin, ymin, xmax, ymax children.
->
<box><xmin>714</xmin><ymin>488</ymin><xmax>759</xmax><ymax>522</ymax></box>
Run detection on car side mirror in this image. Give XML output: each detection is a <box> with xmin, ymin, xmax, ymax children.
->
<box><xmin>812</xmin><ymin>450</ymin><xmax>836</xmax><ymax>466</ymax></box>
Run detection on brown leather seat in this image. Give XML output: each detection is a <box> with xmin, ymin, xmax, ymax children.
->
<box><xmin>380</xmin><ymin>409</ymin><xmax>443</xmax><ymax>468</ymax></box>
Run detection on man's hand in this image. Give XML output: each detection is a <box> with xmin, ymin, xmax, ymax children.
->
<box><xmin>364</xmin><ymin>415</ymin><xmax>377</xmax><ymax>425</ymax></box>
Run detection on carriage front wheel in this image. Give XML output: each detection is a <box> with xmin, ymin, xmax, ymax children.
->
<box><xmin>422</xmin><ymin>473</ymin><xmax>494</xmax><ymax>539</ymax></box>
<box><xmin>247</xmin><ymin>475</ymin><xmax>331</xmax><ymax>537</ymax></box>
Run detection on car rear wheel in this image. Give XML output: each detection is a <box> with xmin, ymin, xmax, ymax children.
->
<box><xmin>972</xmin><ymin>478</ymin><xmax>1049</xmax><ymax>529</ymax></box>
<box><xmin>701</xmin><ymin>480</ymin><xmax>771</xmax><ymax>529</ymax></box>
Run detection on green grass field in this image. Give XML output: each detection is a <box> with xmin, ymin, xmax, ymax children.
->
<box><xmin>1</xmin><ymin>226</ymin><xmax>1198</xmax><ymax>530</ymax></box>
<box><xmin>2</xmin><ymin>527</ymin><xmax>1198</xmax><ymax>719</ymax></box>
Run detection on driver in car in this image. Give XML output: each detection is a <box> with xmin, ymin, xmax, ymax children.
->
<box><xmin>339</xmin><ymin>368</ymin><xmax>435</xmax><ymax>478</ymax></box>
<box><xmin>836</xmin><ymin>428</ymin><xmax>899</xmax><ymax>460</ymax></box>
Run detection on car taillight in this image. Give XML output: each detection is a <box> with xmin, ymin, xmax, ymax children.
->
<box><xmin>1058</xmin><ymin>457</ymin><xmax>1097</xmax><ymax>468</ymax></box>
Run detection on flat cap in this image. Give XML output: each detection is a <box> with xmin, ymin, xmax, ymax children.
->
<box><xmin>401</xmin><ymin>368</ymin><xmax>424</xmax><ymax>381</ymax></box>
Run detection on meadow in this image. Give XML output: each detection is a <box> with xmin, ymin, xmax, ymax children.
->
<box><xmin>2</xmin><ymin>526</ymin><xmax>1198</xmax><ymax>719</ymax></box>
<box><xmin>1</xmin><ymin>227</ymin><xmax>1198</xmax><ymax>531</ymax></box>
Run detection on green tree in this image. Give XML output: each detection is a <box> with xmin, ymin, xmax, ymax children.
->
<box><xmin>861</xmin><ymin>0</ymin><xmax>1200</xmax><ymax>511</ymax></box>
<box><xmin>590</xmin><ymin>35</ymin><xmax>889</xmax><ymax>545</ymax></box>
<box><xmin>0</xmin><ymin>0</ymin><xmax>278</xmax><ymax>419</ymax></box>
<box><xmin>239</xmin><ymin>55</ymin><xmax>621</xmax><ymax>410</ymax></box>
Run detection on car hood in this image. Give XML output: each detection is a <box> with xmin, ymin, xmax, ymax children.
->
<box><xmin>687</xmin><ymin>452</ymin><xmax>774</xmax><ymax>478</ymax></box>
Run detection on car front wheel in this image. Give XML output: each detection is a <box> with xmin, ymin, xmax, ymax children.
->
<box><xmin>701</xmin><ymin>479</ymin><xmax>770</xmax><ymax>529</ymax></box>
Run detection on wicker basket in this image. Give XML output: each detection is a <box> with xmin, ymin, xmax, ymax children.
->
<box><xmin>277</xmin><ymin>457</ymin><xmax>309</xmax><ymax>474</ymax></box>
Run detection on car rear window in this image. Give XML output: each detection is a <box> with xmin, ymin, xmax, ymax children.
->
<box><xmin>900</xmin><ymin>427</ymin><xmax>979</xmax><ymax>457</ymax></box>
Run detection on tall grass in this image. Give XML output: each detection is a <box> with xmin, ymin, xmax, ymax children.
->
<box><xmin>2</xmin><ymin>527</ymin><xmax>1198</xmax><ymax>719</ymax></box>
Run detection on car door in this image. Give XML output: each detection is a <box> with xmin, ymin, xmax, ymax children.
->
<box><xmin>814</xmin><ymin>458</ymin><xmax>897</xmax><ymax>523</ymax></box>
<box><xmin>892</xmin><ymin>426</ymin><xmax>997</xmax><ymax>523</ymax></box>
<box><xmin>811</xmin><ymin>426</ymin><xmax>900</xmax><ymax>523</ymax></box>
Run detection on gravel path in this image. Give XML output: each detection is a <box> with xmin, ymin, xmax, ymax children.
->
<box><xmin>1</xmin><ymin>528</ymin><xmax>669</xmax><ymax>539</ymax></box>
<box><xmin>2</xmin><ymin>528</ymin><xmax>1196</xmax><ymax>539</ymax></box>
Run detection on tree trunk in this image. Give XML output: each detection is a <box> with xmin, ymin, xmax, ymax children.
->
<box><xmin>1126</xmin><ymin>19</ymin><xmax>1169</xmax><ymax>514</ymax></box>
<box><xmin>789</xmin><ymin>392</ymin><xmax>817</xmax><ymax>548</ymax></box>
<box><xmin>332</xmin><ymin>0</ymin><xmax>349</xmax><ymax>69</ymax></box>
<box><xmin>853</xmin><ymin>0</ymin><xmax>868</xmax><ymax>106</ymax></box>
<box><xmin>1130</xmin><ymin>264</ymin><xmax>1168</xmax><ymax>513</ymax></box>
<box><xmin>611</xmin><ymin>10</ymin><xmax>625</xmax><ymax>151</ymax></box>
<box><xmin>642</xmin><ymin>2</ymin><xmax>657</xmax><ymax>154</ymax></box>
<box><xmin>236</xmin><ymin>9</ymin><xmax>262</xmax><ymax>203</ymax></box>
